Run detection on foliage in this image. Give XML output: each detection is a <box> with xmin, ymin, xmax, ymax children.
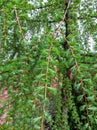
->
<box><xmin>0</xmin><ymin>0</ymin><xmax>97</xmax><ymax>130</ymax></box>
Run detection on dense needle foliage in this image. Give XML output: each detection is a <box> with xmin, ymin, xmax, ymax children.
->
<box><xmin>0</xmin><ymin>0</ymin><xmax>97</xmax><ymax>129</ymax></box>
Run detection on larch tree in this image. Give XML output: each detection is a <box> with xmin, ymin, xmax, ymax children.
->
<box><xmin>0</xmin><ymin>0</ymin><xmax>97</xmax><ymax>130</ymax></box>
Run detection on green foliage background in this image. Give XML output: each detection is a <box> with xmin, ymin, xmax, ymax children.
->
<box><xmin>0</xmin><ymin>0</ymin><xmax>97</xmax><ymax>130</ymax></box>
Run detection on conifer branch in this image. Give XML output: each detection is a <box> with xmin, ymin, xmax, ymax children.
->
<box><xmin>3</xmin><ymin>6</ymin><xmax>7</xmax><ymax>42</ymax></box>
<box><xmin>62</xmin><ymin>34</ymin><xmax>90</xmax><ymax>127</ymax></box>
<box><xmin>14</xmin><ymin>5</ymin><xmax>25</xmax><ymax>40</ymax></box>
<box><xmin>41</xmin><ymin>37</ymin><xmax>55</xmax><ymax>130</ymax></box>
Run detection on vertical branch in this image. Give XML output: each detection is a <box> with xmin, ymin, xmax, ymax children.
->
<box><xmin>40</xmin><ymin>38</ymin><xmax>55</xmax><ymax>130</ymax></box>
<box><xmin>64</xmin><ymin>0</ymin><xmax>71</xmax><ymax>49</ymax></box>
<box><xmin>14</xmin><ymin>5</ymin><xmax>25</xmax><ymax>40</ymax></box>
<box><xmin>64</xmin><ymin>37</ymin><xmax>90</xmax><ymax>126</ymax></box>
<box><xmin>3</xmin><ymin>6</ymin><xmax>7</xmax><ymax>42</ymax></box>
<box><xmin>63</xmin><ymin>0</ymin><xmax>90</xmax><ymax>127</ymax></box>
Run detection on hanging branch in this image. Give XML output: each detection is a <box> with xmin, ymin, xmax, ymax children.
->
<box><xmin>61</xmin><ymin>30</ymin><xmax>90</xmax><ymax>127</ymax></box>
<box><xmin>14</xmin><ymin>5</ymin><xmax>25</xmax><ymax>40</ymax></box>
<box><xmin>3</xmin><ymin>6</ymin><xmax>7</xmax><ymax>42</ymax></box>
<box><xmin>61</xmin><ymin>0</ymin><xmax>90</xmax><ymax>127</ymax></box>
<box><xmin>40</xmin><ymin>36</ymin><xmax>55</xmax><ymax>130</ymax></box>
<box><xmin>41</xmin><ymin>2</ymin><xmax>72</xmax><ymax>128</ymax></box>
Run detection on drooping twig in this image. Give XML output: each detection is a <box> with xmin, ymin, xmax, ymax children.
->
<box><xmin>14</xmin><ymin>5</ymin><xmax>25</xmax><ymax>40</ymax></box>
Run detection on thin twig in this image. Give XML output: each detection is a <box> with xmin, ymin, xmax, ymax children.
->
<box><xmin>14</xmin><ymin>5</ymin><xmax>25</xmax><ymax>40</ymax></box>
<box><xmin>61</xmin><ymin>32</ymin><xmax>90</xmax><ymax>126</ymax></box>
<box><xmin>3</xmin><ymin>6</ymin><xmax>7</xmax><ymax>42</ymax></box>
<box><xmin>40</xmin><ymin>37</ymin><xmax>55</xmax><ymax>130</ymax></box>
